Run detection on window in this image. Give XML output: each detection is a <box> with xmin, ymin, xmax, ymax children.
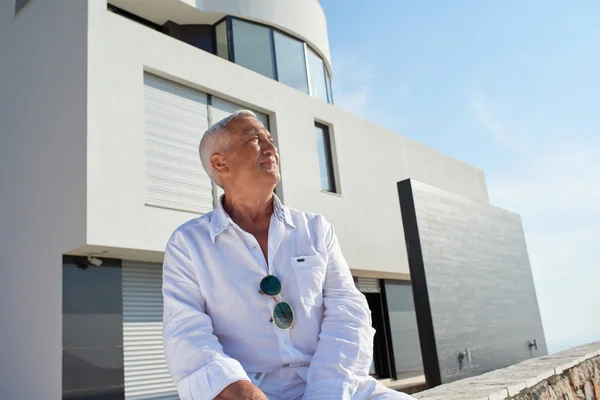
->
<box><xmin>15</xmin><ymin>0</ymin><xmax>31</xmax><ymax>15</ymax></box>
<box><xmin>315</xmin><ymin>123</ymin><xmax>338</xmax><ymax>193</ymax></box>
<box><xmin>307</xmin><ymin>47</ymin><xmax>328</xmax><ymax>102</ymax></box>
<box><xmin>274</xmin><ymin>31</ymin><xmax>309</xmax><ymax>93</ymax></box>
<box><xmin>354</xmin><ymin>278</ymin><xmax>393</xmax><ymax>379</ymax></box>
<box><xmin>354</xmin><ymin>278</ymin><xmax>424</xmax><ymax>386</ymax></box>
<box><xmin>231</xmin><ymin>18</ymin><xmax>276</xmax><ymax>79</ymax></box>
<box><xmin>62</xmin><ymin>256</ymin><xmax>125</xmax><ymax>399</ymax></box>
<box><xmin>325</xmin><ymin>72</ymin><xmax>334</xmax><ymax>104</ymax></box>
<box><xmin>215</xmin><ymin>20</ymin><xmax>229</xmax><ymax>60</ymax></box>
<box><xmin>384</xmin><ymin>281</ymin><xmax>423</xmax><ymax>379</ymax></box>
<box><xmin>157</xmin><ymin>15</ymin><xmax>334</xmax><ymax>103</ymax></box>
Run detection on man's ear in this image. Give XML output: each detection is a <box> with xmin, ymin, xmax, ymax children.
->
<box><xmin>211</xmin><ymin>153</ymin><xmax>228</xmax><ymax>177</ymax></box>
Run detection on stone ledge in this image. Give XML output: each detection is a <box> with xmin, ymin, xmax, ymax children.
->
<box><xmin>414</xmin><ymin>341</ymin><xmax>600</xmax><ymax>400</ymax></box>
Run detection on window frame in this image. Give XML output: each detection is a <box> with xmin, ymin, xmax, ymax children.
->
<box><xmin>314</xmin><ymin>122</ymin><xmax>340</xmax><ymax>194</ymax></box>
<box><xmin>213</xmin><ymin>17</ymin><xmax>230</xmax><ymax>61</ymax></box>
<box><xmin>306</xmin><ymin>46</ymin><xmax>329</xmax><ymax>102</ymax></box>
<box><xmin>325</xmin><ymin>71</ymin><xmax>334</xmax><ymax>104</ymax></box>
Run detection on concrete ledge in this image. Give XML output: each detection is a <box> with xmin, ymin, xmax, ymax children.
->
<box><xmin>414</xmin><ymin>342</ymin><xmax>600</xmax><ymax>400</ymax></box>
<box><xmin>380</xmin><ymin>374</ymin><xmax>427</xmax><ymax>391</ymax></box>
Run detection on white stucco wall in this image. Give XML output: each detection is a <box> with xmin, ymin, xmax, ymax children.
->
<box><xmin>84</xmin><ymin>2</ymin><xmax>488</xmax><ymax>277</ymax></box>
<box><xmin>0</xmin><ymin>0</ymin><xmax>88</xmax><ymax>398</ymax></box>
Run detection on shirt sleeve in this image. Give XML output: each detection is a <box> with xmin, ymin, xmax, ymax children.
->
<box><xmin>302</xmin><ymin>220</ymin><xmax>377</xmax><ymax>400</ymax></box>
<box><xmin>162</xmin><ymin>230</ymin><xmax>250</xmax><ymax>400</ymax></box>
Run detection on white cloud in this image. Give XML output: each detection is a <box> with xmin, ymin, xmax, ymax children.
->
<box><xmin>331</xmin><ymin>55</ymin><xmax>413</xmax><ymax>133</ymax></box>
<box><xmin>331</xmin><ymin>56</ymin><xmax>376</xmax><ymax>117</ymax></box>
<box><xmin>470</xmin><ymin>94</ymin><xmax>523</xmax><ymax>153</ymax></box>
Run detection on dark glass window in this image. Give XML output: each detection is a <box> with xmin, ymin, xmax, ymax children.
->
<box><xmin>62</xmin><ymin>257</ymin><xmax>124</xmax><ymax>399</ymax></box>
<box><xmin>315</xmin><ymin>123</ymin><xmax>337</xmax><ymax>193</ymax></box>
<box><xmin>307</xmin><ymin>47</ymin><xmax>328</xmax><ymax>102</ymax></box>
<box><xmin>384</xmin><ymin>281</ymin><xmax>424</xmax><ymax>379</ymax></box>
<box><xmin>354</xmin><ymin>277</ymin><xmax>393</xmax><ymax>379</ymax></box>
<box><xmin>215</xmin><ymin>20</ymin><xmax>229</xmax><ymax>60</ymax></box>
<box><xmin>180</xmin><ymin>25</ymin><xmax>214</xmax><ymax>54</ymax></box>
<box><xmin>163</xmin><ymin>22</ymin><xmax>215</xmax><ymax>54</ymax></box>
<box><xmin>231</xmin><ymin>18</ymin><xmax>276</xmax><ymax>79</ymax></box>
<box><xmin>273</xmin><ymin>31</ymin><xmax>309</xmax><ymax>93</ymax></box>
<box><xmin>365</xmin><ymin>292</ymin><xmax>392</xmax><ymax>379</ymax></box>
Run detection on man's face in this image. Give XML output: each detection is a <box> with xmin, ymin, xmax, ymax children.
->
<box><xmin>218</xmin><ymin>116</ymin><xmax>280</xmax><ymax>190</ymax></box>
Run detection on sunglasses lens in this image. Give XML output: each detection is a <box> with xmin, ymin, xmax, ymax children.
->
<box><xmin>260</xmin><ymin>275</ymin><xmax>281</xmax><ymax>296</ymax></box>
<box><xmin>273</xmin><ymin>301</ymin><xmax>294</xmax><ymax>329</ymax></box>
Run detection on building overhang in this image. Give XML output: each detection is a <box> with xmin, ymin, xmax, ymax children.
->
<box><xmin>108</xmin><ymin>0</ymin><xmax>333</xmax><ymax>76</ymax></box>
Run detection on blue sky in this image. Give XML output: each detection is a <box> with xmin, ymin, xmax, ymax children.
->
<box><xmin>319</xmin><ymin>0</ymin><xmax>599</xmax><ymax>353</ymax></box>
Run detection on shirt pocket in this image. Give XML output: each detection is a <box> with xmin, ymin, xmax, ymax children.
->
<box><xmin>291</xmin><ymin>255</ymin><xmax>327</xmax><ymax>314</ymax></box>
<box><xmin>247</xmin><ymin>372</ymin><xmax>266</xmax><ymax>388</ymax></box>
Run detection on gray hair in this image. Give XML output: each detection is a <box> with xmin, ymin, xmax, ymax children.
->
<box><xmin>199</xmin><ymin>109</ymin><xmax>258</xmax><ymax>188</ymax></box>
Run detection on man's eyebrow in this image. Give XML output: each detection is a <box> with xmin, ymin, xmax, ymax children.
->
<box><xmin>244</xmin><ymin>127</ymin><xmax>260</xmax><ymax>135</ymax></box>
<box><xmin>245</xmin><ymin>128</ymin><xmax>271</xmax><ymax>138</ymax></box>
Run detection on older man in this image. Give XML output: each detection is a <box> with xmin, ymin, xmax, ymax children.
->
<box><xmin>162</xmin><ymin>110</ymin><xmax>415</xmax><ymax>400</ymax></box>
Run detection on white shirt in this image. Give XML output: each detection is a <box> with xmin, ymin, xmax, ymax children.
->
<box><xmin>162</xmin><ymin>195</ymin><xmax>377</xmax><ymax>399</ymax></box>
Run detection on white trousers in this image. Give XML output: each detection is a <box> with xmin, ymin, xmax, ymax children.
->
<box><xmin>255</xmin><ymin>366</ymin><xmax>416</xmax><ymax>400</ymax></box>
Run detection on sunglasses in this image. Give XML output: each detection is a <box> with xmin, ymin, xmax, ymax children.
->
<box><xmin>259</xmin><ymin>275</ymin><xmax>294</xmax><ymax>330</ymax></box>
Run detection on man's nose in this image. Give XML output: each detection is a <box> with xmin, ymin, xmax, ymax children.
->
<box><xmin>262</xmin><ymin>141</ymin><xmax>278</xmax><ymax>156</ymax></box>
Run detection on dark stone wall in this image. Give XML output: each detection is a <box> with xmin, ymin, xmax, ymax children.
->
<box><xmin>398</xmin><ymin>179</ymin><xmax>547</xmax><ymax>385</ymax></box>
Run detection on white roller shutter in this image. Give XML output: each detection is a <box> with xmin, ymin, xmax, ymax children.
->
<box><xmin>208</xmin><ymin>97</ymin><xmax>270</xmax><ymax>202</ymax></box>
<box><xmin>144</xmin><ymin>73</ymin><xmax>213</xmax><ymax>214</ymax></box>
<box><xmin>122</xmin><ymin>261</ymin><xmax>178</xmax><ymax>400</ymax></box>
<box><xmin>355</xmin><ymin>277</ymin><xmax>381</xmax><ymax>293</ymax></box>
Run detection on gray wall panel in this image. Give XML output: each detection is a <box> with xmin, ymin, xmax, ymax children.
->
<box><xmin>404</xmin><ymin>180</ymin><xmax>547</xmax><ymax>384</ymax></box>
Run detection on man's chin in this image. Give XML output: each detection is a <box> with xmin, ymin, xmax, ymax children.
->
<box><xmin>265</xmin><ymin>171</ymin><xmax>281</xmax><ymax>184</ymax></box>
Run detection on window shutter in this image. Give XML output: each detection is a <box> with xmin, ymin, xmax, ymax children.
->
<box><xmin>355</xmin><ymin>277</ymin><xmax>381</xmax><ymax>293</ymax></box>
<box><xmin>122</xmin><ymin>261</ymin><xmax>178</xmax><ymax>399</ymax></box>
<box><xmin>144</xmin><ymin>73</ymin><xmax>212</xmax><ymax>214</ymax></box>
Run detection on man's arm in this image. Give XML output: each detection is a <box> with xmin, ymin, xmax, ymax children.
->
<box><xmin>162</xmin><ymin>231</ymin><xmax>266</xmax><ymax>400</ymax></box>
<box><xmin>302</xmin><ymin>221</ymin><xmax>377</xmax><ymax>400</ymax></box>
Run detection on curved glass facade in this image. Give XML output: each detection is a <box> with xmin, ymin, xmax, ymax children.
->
<box><xmin>274</xmin><ymin>31</ymin><xmax>309</xmax><ymax>93</ymax></box>
<box><xmin>215</xmin><ymin>16</ymin><xmax>333</xmax><ymax>104</ymax></box>
<box><xmin>231</xmin><ymin>18</ymin><xmax>276</xmax><ymax>80</ymax></box>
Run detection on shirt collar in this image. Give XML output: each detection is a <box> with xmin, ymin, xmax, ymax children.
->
<box><xmin>209</xmin><ymin>193</ymin><xmax>295</xmax><ymax>243</ymax></box>
<box><xmin>272</xmin><ymin>193</ymin><xmax>296</xmax><ymax>229</ymax></box>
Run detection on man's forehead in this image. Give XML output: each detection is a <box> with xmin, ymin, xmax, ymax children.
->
<box><xmin>231</xmin><ymin>116</ymin><xmax>267</xmax><ymax>134</ymax></box>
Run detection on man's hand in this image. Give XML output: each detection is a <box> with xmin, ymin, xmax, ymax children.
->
<box><xmin>215</xmin><ymin>380</ymin><xmax>268</xmax><ymax>400</ymax></box>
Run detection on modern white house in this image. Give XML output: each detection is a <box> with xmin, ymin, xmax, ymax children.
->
<box><xmin>0</xmin><ymin>0</ymin><xmax>547</xmax><ymax>399</ymax></box>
